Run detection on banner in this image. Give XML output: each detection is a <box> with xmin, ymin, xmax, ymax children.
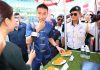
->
<box><xmin>35</xmin><ymin>0</ymin><xmax>38</xmax><ymax>2</ymax></box>
<box><xmin>97</xmin><ymin>0</ymin><xmax>100</xmax><ymax>10</ymax></box>
<box><xmin>83</xmin><ymin>3</ymin><xmax>89</xmax><ymax>13</ymax></box>
<box><xmin>66</xmin><ymin>0</ymin><xmax>74</xmax><ymax>2</ymax></box>
<box><xmin>34</xmin><ymin>0</ymin><xmax>59</xmax><ymax>6</ymax></box>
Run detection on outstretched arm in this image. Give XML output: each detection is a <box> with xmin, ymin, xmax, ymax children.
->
<box><xmin>49</xmin><ymin>38</ymin><xmax>65</xmax><ymax>54</ymax></box>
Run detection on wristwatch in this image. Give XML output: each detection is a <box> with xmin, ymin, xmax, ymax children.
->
<box><xmin>54</xmin><ymin>44</ymin><xmax>59</xmax><ymax>47</ymax></box>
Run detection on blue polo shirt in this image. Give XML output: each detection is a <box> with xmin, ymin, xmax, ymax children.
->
<box><xmin>26</xmin><ymin>20</ymin><xmax>54</xmax><ymax>53</ymax></box>
<box><xmin>8</xmin><ymin>22</ymin><xmax>27</xmax><ymax>54</ymax></box>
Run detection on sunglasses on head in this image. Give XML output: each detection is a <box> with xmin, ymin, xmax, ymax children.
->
<box><xmin>57</xmin><ymin>19</ymin><xmax>63</xmax><ymax>22</ymax></box>
<box><xmin>70</xmin><ymin>13</ymin><xmax>77</xmax><ymax>16</ymax></box>
<box><xmin>58</xmin><ymin>18</ymin><xmax>62</xmax><ymax>21</ymax></box>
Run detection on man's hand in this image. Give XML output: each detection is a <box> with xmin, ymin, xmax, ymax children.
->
<box><xmin>56</xmin><ymin>46</ymin><xmax>65</xmax><ymax>54</ymax></box>
<box><xmin>26</xmin><ymin>36</ymin><xmax>32</xmax><ymax>45</ymax></box>
<box><xmin>36</xmin><ymin>21</ymin><xmax>45</xmax><ymax>32</ymax></box>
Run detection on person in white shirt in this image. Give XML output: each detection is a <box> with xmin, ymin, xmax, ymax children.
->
<box><xmin>63</xmin><ymin>6</ymin><xmax>96</xmax><ymax>50</ymax></box>
<box><xmin>55</xmin><ymin>15</ymin><xmax>64</xmax><ymax>33</ymax></box>
<box><xmin>55</xmin><ymin>15</ymin><xmax>64</xmax><ymax>47</ymax></box>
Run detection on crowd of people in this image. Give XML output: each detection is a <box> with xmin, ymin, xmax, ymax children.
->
<box><xmin>0</xmin><ymin>0</ymin><xmax>100</xmax><ymax>70</ymax></box>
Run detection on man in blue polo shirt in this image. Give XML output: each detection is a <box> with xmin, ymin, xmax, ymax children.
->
<box><xmin>8</xmin><ymin>13</ymin><xmax>28</xmax><ymax>62</ymax></box>
<box><xmin>26</xmin><ymin>4</ymin><xmax>65</xmax><ymax>70</ymax></box>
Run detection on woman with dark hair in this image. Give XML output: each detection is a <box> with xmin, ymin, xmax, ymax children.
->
<box><xmin>0</xmin><ymin>1</ymin><xmax>36</xmax><ymax>70</ymax></box>
<box><xmin>0</xmin><ymin>0</ymin><xmax>15</xmax><ymax>55</ymax></box>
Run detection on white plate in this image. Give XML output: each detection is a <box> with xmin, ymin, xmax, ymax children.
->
<box><xmin>52</xmin><ymin>60</ymin><xmax>66</xmax><ymax>65</ymax></box>
<box><xmin>45</xmin><ymin>68</ymin><xmax>59</xmax><ymax>70</ymax></box>
<box><xmin>61</xmin><ymin>63</ymin><xmax>69</xmax><ymax>70</ymax></box>
<box><xmin>61</xmin><ymin>52</ymin><xmax>72</xmax><ymax>56</ymax></box>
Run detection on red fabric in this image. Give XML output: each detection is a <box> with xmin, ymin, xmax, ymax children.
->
<box><xmin>83</xmin><ymin>4</ymin><xmax>88</xmax><ymax>8</ymax></box>
<box><xmin>98</xmin><ymin>2</ymin><xmax>100</xmax><ymax>5</ymax></box>
<box><xmin>35</xmin><ymin>0</ymin><xmax>38</xmax><ymax>2</ymax></box>
<box><xmin>43</xmin><ymin>0</ymin><xmax>57</xmax><ymax>6</ymax></box>
<box><xmin>43</xmin><ymin>3</ymin><xmax>57</xmax><ymax>6</ymax></box>
<box><xmin>83</xmin><ymin>4</ymin><xmax>89</xmax><ymax>13</ymax></box>
<box><xmin>35</xmin><ymin>0</ymin><xmax>57</xmax><ymax>6</ymax></box>
<box><xmin>66</xmin><ymin>0</ymin><xmax>73</xmax><ymax>2</ymax></box>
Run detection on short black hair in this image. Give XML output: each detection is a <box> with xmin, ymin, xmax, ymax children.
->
<box><xmin>97</xmin><ymin>11</ymin><xmax>100</xmax><ymax>15</ymax></box>
<box><xmin>57</xmin><ymin>15</ymin><xmax>64</xmax><ymax>22</ymax></box>
<box><xmin>0</xmin><ymin>1</ymin><xmax>13</xmax><ymax>25</ymax></box>
<box><xmin>37</xmin><ymin>4</ymin><xmax>48</xmax><ymax>11</ymax></box>
<box><xmin>14</xmin><ymin>13</ymin><xmax>20</xmax><ymax>16</ymax></box>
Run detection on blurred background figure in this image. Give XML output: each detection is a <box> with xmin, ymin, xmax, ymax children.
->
<box><xmin>66</xmin><ymin>15</ymin><xmax>71</xmax><ymax>23</ymax></box>
<box><xmin>95</xmin><ymin>10</ymin><xmax>100</xmax><ymax>52</ymax></box>
<box><xmin>8</xmin><ymin>13</ymin><xmax>28</xmax><ymax>62</ymax></box>
<box><xmin>83</xmin><ymin>11</ymin><xmax>95</xmax><ymax>52</ymax></box>
<box><xmin>92</xmin><ymin>11</ymin><xmax>100</xmax><ymax>52</ymax></box>
<box><xmin>50</xmin><ymin>18</ymin><xmax>61</xmax><ymax>58</ymax></box>
<box><xmin>55</xmin><ymin>15</ymin><xmax>65</xmax><ymax>48</ymax></box>
<box><xmin>55</xmin><ymin>15</ymin><xmax>64</xmax><ymax>33</ymax></box>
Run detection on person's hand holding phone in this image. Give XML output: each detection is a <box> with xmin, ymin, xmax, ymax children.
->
<box><xmin>26</xmin><ymin>49</ymin><xmax>36</xmax><ymax>65</ymax></box>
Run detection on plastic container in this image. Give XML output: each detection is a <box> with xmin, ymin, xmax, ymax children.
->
<box><xmin>80</xmin><ymin>45</ymin><xmax>85</xmax><ymax>58</ymax></box>
<box><xmin>85</xmin><ymin>45</ymin><xmax>90</xmax><ymax>59</ymax></box>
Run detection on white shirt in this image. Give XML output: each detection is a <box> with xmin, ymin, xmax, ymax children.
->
<box><xmin>65</xmin><ymin>21</ymin><xmax>95</xmax><ymax>49</ymax></box>
<box><xmin>55</xmin><ymin>24</ymin><xmax>64</xmax><ymax>41</ymax></box>
<box><xmin>55</xmin><ymin>25</ymin><xmax>63</xmax><ymax>34</ymax></box>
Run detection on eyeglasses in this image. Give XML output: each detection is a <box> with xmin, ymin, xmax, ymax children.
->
<box><xmin>57</xmin><ymin>19</ymin><xmax>63</xmax><ymax>22</ymax></box>
<box><xmin>70</xmin><ymin>13</ymin><xmax>77</xmax><ymax>16</ymax></box>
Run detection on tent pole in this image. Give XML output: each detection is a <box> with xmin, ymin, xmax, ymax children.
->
<box><xmin>63</xmin><ymin>0</ymin><xmax>67</xmax><ymax>50</ymax></box>
<box><xmin>94</xmin><ymin>0</ymin><xmax>98</xmax><ymax>51</ymax></box>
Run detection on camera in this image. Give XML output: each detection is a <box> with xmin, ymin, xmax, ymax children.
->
<box><xmin>90</xmin><ymin>14</ymin><xmax>100</xmax><ymax>23</ymax></box>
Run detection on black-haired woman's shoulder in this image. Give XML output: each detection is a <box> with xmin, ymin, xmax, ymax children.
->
<box><xmin>2</xmin><ymin>42</ymin><xmax>30</xmax><ymax>70</ymax></box>
<box><xmin>0</xmin><ymin>34</ymin><xmax>6</xmax><ymax>55</ymax></box>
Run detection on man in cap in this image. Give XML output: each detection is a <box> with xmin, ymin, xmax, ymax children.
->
<box><xmin>63</xmin><ymin>6</ymin><xmax>96</xmax><ymax>50</ymax></box>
